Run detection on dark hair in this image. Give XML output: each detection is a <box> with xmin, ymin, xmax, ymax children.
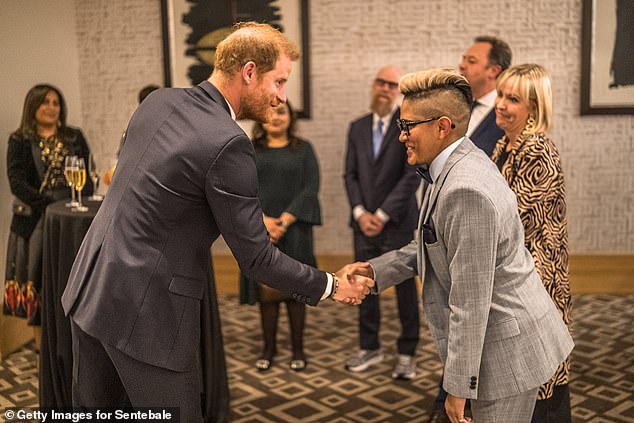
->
<box><xmin>252</xmin><ymin>102</ymin><xmax>299</xmax><ymax>151</ymax></box>
<box><xmin>17</xmin><ymin>84</ymin><xmax>68</xmax><ymax>138</ymax></box>
<box><xmin>474</xmin><ymin>35</ymin><xmax>512</xmax><ymax>74</ymax></box>
<box><xmin>138</xmin><ymin>84</ymin><xmax>160</xmax><ymax>104</ymax></box>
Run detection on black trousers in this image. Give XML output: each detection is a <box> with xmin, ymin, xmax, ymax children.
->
<box><xmin>71</xmin><ymin>320</ymin><xmax>203</xmax><ymax>422</ymax></box>
<box><xmin>531</xmin><ymin>384</ymin><xmax>571</xmax><ymax>423</ymax></box>
<box><xmin>355</xmin><ymin>233</ymin><xmax>420</xmax><ymax>356</ymax></box>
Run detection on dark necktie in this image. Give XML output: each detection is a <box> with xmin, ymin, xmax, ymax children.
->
<box><xmin>417</xmin><ymin>164</ymin><xmax>433</xmax><ymax>184</ymax></box>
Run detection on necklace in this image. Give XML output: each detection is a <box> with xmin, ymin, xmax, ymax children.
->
<box><xmin>38</xmin><ymin>134</ymin><xmax>69</xmax><ymax>191</ymax></box>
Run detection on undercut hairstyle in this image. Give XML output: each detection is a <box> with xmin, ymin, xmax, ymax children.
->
<box><xmin>18</xmin><ymin>84</ymin><xmax>68</xmax><ymax>138</ymax></box>
<box><xmin>213</xmin><ymin>21</ymin><xmax>300</xmax><ymax>76</ymax></box>
<box><xmin>474</xmin><ymin>35</ymin><xmax>512</xmax><ymax>73</ymax></box>
<box><xmin>496</xmin><ymin>63</ymin><xmax>553</xmax><ymax>134</ymax></box>
<box><xmin>399</xmin><ymin>68</ymin><xmax>472</xmax><ymax>135</ymax></box>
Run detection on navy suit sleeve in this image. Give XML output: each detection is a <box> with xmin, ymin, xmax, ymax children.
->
<box><xmin>205</xmin><ymin>134</ymin><xmax>327</xmax><ymax>306</ymax></box>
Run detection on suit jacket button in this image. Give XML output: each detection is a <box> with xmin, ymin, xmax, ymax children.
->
<box><xmin>471</xmin><ymin>376</ymin><xmax>477</xmax><ymax>381</ymax></box>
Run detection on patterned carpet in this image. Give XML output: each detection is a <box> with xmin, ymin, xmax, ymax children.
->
<box><xmin>1</xmin><ymin>294</ymin><xmax>632</xmax><ymax>422</ymax></box>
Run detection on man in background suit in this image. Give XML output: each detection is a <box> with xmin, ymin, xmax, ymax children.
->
<box><xmin>350</xmin><ymin>68</ymin><xmax>574</xmax><ymax>422</ymax></box>
<box><xmin>459</xmin><ymin>35</ymin><xmax>512</xmax><ymax>156</ymax></box>
<box><xmin>62</xmin><ymin>22</ymin><xmax>371</xmax><ymax>421</ymax></box>
<box><xmin>344</xmin><ymin>66</ymin><xmax>421</xmax><ymax>380</ymax></box>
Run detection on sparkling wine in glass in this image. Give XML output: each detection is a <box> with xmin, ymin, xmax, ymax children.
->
<box><xmin>64</xmin><ymin>156</ymin><xmax>79</xmax><ymax>208</ymax></box>
<box><xmin>88</xmin><ymin>154</ymin><xmax>103</xmax><ymax>201</ymax></box>
<box><xmin>73</xmin><ymin>158</ymin><xmax>89</xmax><ymax>212</ymax></box>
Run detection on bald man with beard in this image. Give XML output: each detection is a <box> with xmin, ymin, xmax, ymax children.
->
<box><xmin>344</xmin><ymin>66</ymin><xmax>421</xmax><ymax>380</ymax></box>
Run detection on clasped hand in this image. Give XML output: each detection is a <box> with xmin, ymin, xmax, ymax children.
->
<box><xmin>331</xmin><ymin>262</ymin><xmax>375</xmax><ymax>305</ymax></box>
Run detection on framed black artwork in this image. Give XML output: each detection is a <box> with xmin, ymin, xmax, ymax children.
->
<box><xmin>581</xmin><ymin>0</ymin><xmax>634</xmax><ymax>115</ymax></box>
<box><xmin>161</xmin><ymin>0</ymin><xmax>311</xmax><ymax>118</ymax></box>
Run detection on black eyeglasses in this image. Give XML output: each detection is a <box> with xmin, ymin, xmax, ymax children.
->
<box><xmin>396</xmin><ymin>117</ymin><xmax>441</xmax><ymax>136</ymax></box>
<box><xmin>374</xmin><ymin>78</ymin><xmax>399</xmax><ymax>90</ymax></box>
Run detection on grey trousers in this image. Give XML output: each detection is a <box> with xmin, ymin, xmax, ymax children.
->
<box><xmin>472</xmin><ymin>388</ymin><xmax>539</xmax><ymax>422</ymax></box>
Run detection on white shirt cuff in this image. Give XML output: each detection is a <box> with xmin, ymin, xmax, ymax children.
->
<box><xmin>353</xmin><ymin>205</ymin><xmax>367</xmax><ymax>221</ymax></box>
<box><xmin>375</xmin><ymin>208</ymin><xmax>390</xmax><ymax>223</ymax></box>
<box><xmin>320</xmin><ymin>272</ymin><xmax>334</xmax><ymax>301</ymax></box>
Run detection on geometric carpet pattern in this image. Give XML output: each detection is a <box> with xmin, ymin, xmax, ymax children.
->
<box><xmin>1</xmin><ymin>294</ymin><xmax>632</xmax><ymax>422</ymax></box>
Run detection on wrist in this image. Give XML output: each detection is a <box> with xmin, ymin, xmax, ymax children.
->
<box><xmin>328</xmin><ymin>272</ymin><xmax>339</xmax><ymax>300</ymax></box>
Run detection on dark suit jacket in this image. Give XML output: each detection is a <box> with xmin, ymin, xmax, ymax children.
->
<box><xmin>62</xmin><ymin>81</ymin><xmax>327</xmax><ymax>372</ymax></box>
<box><xmin>344</xmin><ymin>110</ymin><xmax>419</xmax><ymax>249</ymax></box>
<box><xmin>470</xmin><ymin>108</ymin><xmax>504</xmax><ymax>157</ymax></box>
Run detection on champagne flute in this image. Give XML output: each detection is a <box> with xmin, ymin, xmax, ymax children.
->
<box><xmin>73</xmin><ymin>158</ymin><xmax>89</xmax><ymax>212</ymax></box>
<box><xmin>88</xmin><ymin>153</ymin><xmax>103</xmax><ymax>201</ymax></box>
<box><xmin>64</xmin><ymin>156</ymin><xmax>79</xmax><ymax>208</ymax></box>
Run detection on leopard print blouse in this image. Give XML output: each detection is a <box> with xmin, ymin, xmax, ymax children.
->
<box><xmin>491</xmin><ymin>132</ymin><xmax>573</xmax><ymax>400</ymax></box>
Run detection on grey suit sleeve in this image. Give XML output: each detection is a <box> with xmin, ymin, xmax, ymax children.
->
<box><xmin>439</xmin><ymin>187</ymin><xmax>498</xmax><ymax>400</ymax></box>
<box><xmin>368</xmin><ymin>240</ymin><xmax>418</xmax><ymax>292</ymax></box>
<box><xmin>205</xmin><ymin>135</ymin><xmax>327</xmax><ymax>306</ymax></box>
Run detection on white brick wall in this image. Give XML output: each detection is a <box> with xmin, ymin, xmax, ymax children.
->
<box><xmin>74</xmin><ymin>0</ymin><xmax>634</xmax><ymax>254</ymax></box>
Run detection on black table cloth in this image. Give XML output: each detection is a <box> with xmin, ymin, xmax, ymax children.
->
<box><xmin>39</xmin><ymin>199</ymin><xmax>229</xmax><ymax>422</ymax></box>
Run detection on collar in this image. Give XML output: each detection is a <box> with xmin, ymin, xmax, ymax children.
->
<box><xmin>373</xmin><ymin>105</ymin><xmax>398</xmax><ymax>131</ymax></box>
<box><xmin>477</xmin><ymin>89</ymin><xmax>497</xmax><ymax>108</ymax></box>
<box><xmin>429</xmin><ymin>137</ymin><xmax>465</xmax><ymax>182</ymax></box>
<box><xmin>226</xmin><ymin>99</ymin><xmax>236</xmax><ymax>121</ymax></box>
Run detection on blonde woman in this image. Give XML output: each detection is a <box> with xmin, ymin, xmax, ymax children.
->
<box><xmin>493</xmin><ymin>64</ymin><xmax>572</xmax><ymax>423</ymax></box>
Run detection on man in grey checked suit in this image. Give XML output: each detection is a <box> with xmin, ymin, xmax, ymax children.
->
<box><xmin>350</xmin><ymin>68</ymin><xmax>574</xmax><ymax>422</ymax></box>
<box><xmin>61</xmin><ymin>22</ymin><xmax>371</xmax><ymax>420</ymax></box>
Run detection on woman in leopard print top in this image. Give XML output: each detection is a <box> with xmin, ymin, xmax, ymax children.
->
<box><xmin>492</xmin><ymin>64</ymin><xmax>572</xmax><ymax>423</ymax></box>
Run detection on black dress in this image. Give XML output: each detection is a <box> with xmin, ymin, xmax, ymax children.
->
<box><xmin>239</xmin><ymin>138</ymin><xmax>321</xmax><ymax>304</ymax></box>
<box><xmin>3</xmin><ymin>127</ymin><xmax>92</xmax><ymax>324</ymax></box>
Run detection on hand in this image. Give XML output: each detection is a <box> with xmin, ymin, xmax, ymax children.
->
<box><xmin>445</xmin><ymin>394</ymin><xmax>471</xmax><ymax>423</ymax></box>
<box><xmin>263</xmin><ymin>215</ymin><xmax>285</xmax><ymax>243</ymax></box>
<box><xmin>332</xmin><ymin>264</ymin><xmax>375</xmax><ymax>305</ymax></box>
<box><xmin>347</xmin><ymin>261</ymin><xmax>374</xmax><ymax>279</ymax></box>
<box><xmin>358</xmin><ymin>212</ymin><xmax>384</xmax><ymax>237</ymax></box>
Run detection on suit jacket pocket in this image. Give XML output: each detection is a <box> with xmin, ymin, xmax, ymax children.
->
<box><xmin>425</xmin><ymin>239</ymin><xmax>449</xmax><ymax>282</ymax></box>
<box><xmin>485</xmin><ymin>317</ymin><xmax>520</xmax><ymax>344</ymax></box>
<box><xmin>168</xmin><ymin>275</ymin><xmax>204</xmax><ymax>300</ymax></box>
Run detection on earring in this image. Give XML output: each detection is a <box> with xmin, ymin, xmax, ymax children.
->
<box><xmin>525</xmin><ymin>114</ymin><xmax>536</xmax><ymax>132</ymax></box>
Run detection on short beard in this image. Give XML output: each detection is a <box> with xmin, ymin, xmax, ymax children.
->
<box><xmin>241</xmin><ymin>92</ymin><xmax>273</xmax><ymax>123</ymax></box>
<box><xmin>371</xmin><ymin>96</ymin><xmax>393</xmax><ymax>117</ymax></box>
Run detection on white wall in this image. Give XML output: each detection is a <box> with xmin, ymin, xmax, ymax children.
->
<box><xmin>0</xmin><ymin>0</ymin><xmax>83</xmax><ymax>284</ymax></box>
<box><xmin>72</xmin><ymin>0</ymin><xmax>634</xmax><ymax>254</ymax></box>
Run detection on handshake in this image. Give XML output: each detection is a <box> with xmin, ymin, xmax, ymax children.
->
<box><xmin>329</xmin><ymin>262</ymin><xmax>375</xmax><ymax>305</ymax></box>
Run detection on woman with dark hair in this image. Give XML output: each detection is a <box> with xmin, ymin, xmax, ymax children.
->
<box><xmin>3</xmin><ymin>84</ymin><xmax>92</xmax><ymax>350</ymax></box>
<box><xmin>239</xmin><ymin>101</ymin><xmax>321</xmax><ymax>372</ymax></box>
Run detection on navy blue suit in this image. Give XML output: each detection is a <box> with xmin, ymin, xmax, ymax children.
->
<box><xmin>470</xmin><ymin>108</ymin><xmax>504</xmax><ymax>157</ymax></box>
<box><xmin>344</xmin><ymin>110</ymin><xmax>420</xmax><ymax>356</ymax></box>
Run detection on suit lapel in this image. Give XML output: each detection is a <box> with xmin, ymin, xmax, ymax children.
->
<box><xmin>375</xmin><ymin>109</ymin><xmax>400</xmax><ymax>160</ymax></box>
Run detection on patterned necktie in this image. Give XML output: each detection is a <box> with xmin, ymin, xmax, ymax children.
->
<box><xmin>373</xmin><ymin>119</ymin><xmax>384</xmax><ymax>158</ymax></box>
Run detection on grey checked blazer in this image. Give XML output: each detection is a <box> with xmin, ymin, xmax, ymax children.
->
<box><xmin>369</xmin><ymin>138</ymin><xmax>574</xmax><ymax>401</ymax></box>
